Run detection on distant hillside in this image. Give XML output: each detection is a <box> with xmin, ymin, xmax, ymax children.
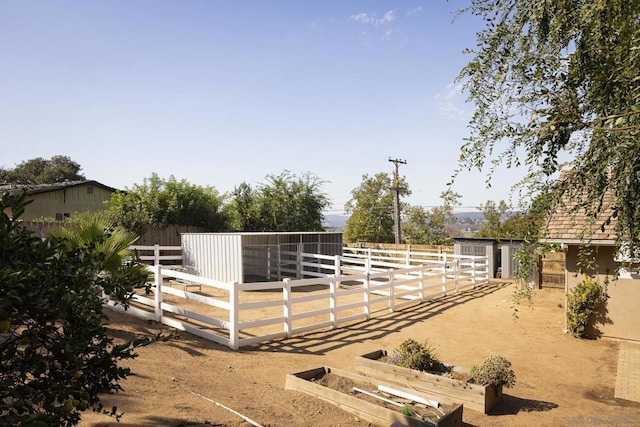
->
<box><xmin>454</xmin><ymin>212</ymin><xmax>484</xmax><ymax>222</ymax></box>
<box><xmin>323</xmin><ymin>214</ymin><xmax>349</xmax><ymax>230</ymax></box>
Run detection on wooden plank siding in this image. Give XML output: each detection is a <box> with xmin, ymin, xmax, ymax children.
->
<box><xmin>540</xmin><ymin>252</ymin><xmax>566</xmax><ymax>289</ymax></box>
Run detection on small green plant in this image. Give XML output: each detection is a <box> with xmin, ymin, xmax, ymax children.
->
<box><xmin>399</xmin><ymin>404</ymin><xmax>415</xmax><ymax>416</ymax></box>
<box><xmin>470</xmin><ymin>354</ymin><xmax>516</xmax><ymax>388</ymax></box>
<box><xmin>389</xmin><ymin>339</ymin><xmax>449</xmax><ymax>374</ymax></box>
<box><xmin>566</xmin><ymin>276</ymin><xmax>608</xmax><ymax>338</ymax></box>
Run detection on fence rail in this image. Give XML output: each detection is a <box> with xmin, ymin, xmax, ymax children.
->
<box><xmin>107</xmin><ymin>245</ymin><xmax>490</xmax><ymax>349</ymax></box>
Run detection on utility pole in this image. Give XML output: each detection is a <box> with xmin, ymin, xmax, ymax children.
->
<box><xmin>388</xmin><ymin>157</ymin><xmax>407</xmax><ymax>244</ymax></box>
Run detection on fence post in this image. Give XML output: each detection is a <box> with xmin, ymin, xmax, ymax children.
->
<box><xmin>283</xmin><ymin>278</ymin><xmax>291</xmax><ymax>337</ymax></box>
<box><xmin>471</xmin><ymin>258</ymin><xmax>476</xmax><ymax>288</ymax></box>
<box><xmin>367</xmin><ymin>248</ymin><xmax>372</xmax><ymax>269</ymax></box>
<box><xmin>277</xmin><ymin>244</ymin><xmax>282</xmax><ymax>281</ymax></box>
<box><xmin>388</xmin><ymin>270</ymin><xmax>395</xmax><ymax>312</ymax></box>
<box><xmin>441</xmin><ymin>253</ymin><xmax>448</xmax><ymax>296</ymax></box>
<box><xmin>454</xmin><ymin>260</ymin><xmax>460</xmax><ymax>292</ymax></box>
<box><xmin>334</xmin><ymin>254</ymin><xmax>341</xmax><ymax>277</ymax></box>
<box><xmin>154</xmin><ymin>264</ymin><xmax>163</xmax><ymax>322</ymax></box>
<box><xmin>267</xmin><ymin>246</ymin><xmax>271</xmax><ymax>280</ymax></box>
<box><xmin>229</xmin><ymin>282</ymin><xmax>239</xmax><ymax>350</ymax></box>
<box><xmin>154</xmin><ymin>243</ymin><xmax>160</xmax><ymax>265</ymax></box>
<box><xmin>406</xmin><ymin>248</ymin><xmax>410</xmax><ymax>266</ymax></box>
<box><xmin>484</xmin><ymin>255</ymin><xmax>490</xmax><ymax>280</ymax></box>
<box><xmin>330</xmin><ymin>275</ymin><xmax>337</xmax><ymax>328</ymax></box>
<box><xmin>364</xmin><ymin>270</ymin><xmax>370</xmax><ymax>320</ymax></box>
<box><xmin>418</xmin><ymin>265</ymin><xmax>424</xmax><ymax>301</ymax></box>
<box><xmin>297</xmin><ymin>243</ymin><xmax>303</xmax><ymax>279</ymax></box>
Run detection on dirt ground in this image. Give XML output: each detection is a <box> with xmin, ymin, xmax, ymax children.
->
<box><xmin>79</xmin><ymin>281</ymin><xmax>640</xmax><ymax>427</ymax></box>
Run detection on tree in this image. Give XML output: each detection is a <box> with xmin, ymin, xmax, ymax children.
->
<box><xmin>0</xmin><ymin>192</ymin><xmax>151</xmax><ymax>426</ymax></box>
<box><xmin>476</xmin><ymin>200</ymin><xmax>509</xmax><ymax>238</ymax></box>
<box><xmin>456</xmin><ymin>1</ymin><xmax>640</xmax><ymax>253</ymax></box>
<box><xmin>105</xmin><ymin>173</ymin><xmax>229</xmax><ymax>236</ymax></box>
<box><xmin>344</xmin><ymin>172</ymin><xmax>410</xmax><ymax>243</ymax></box>
<box><xmin>47</xmin><ymin>211</ymin><xmax>139</xmax><ymax>273</ymax></box>
<box><xmin>228</xmin><ymin>171</ymin><xmax>330</xmax><ymax>232</ymax></box>
<box><xmin>0</xmin><ymin>156</ymin><xmax>85</xmax><ymax>184</ymax></box>
<box><xmin>228</xmin><ymin>182</ymin><xmax>263</xmax><ymax>231</ymax></box>
<box><xmin>402</xmin><ymin>191</ymin><xmax>460</xmax><ymax>245</ymax></box>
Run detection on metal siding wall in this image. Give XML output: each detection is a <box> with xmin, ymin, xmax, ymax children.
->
<box><xmin>181</xmin><ymin>232</ymin><xmax>343</xmax><ymax>283</ymax></box>
<box><xmin>181</xmin><ymin>234</ymin><xmax>243</xmax><ymax>283</ymax></box>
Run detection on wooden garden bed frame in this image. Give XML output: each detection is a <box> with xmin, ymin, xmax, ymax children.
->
<box><xmin>285</xmin><ymin>366</ymin><xmax>463</xmax><ymax>427</ymax></box>
<box><xmin>355</xmin><ymin>350</ymin><xmax>502</xmax><ymax>414</ymax></box>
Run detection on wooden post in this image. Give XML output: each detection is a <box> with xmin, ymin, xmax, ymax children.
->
<box><xmin>154</xmin><ymin>264</ymin><xmax>163</xmax><ymax>322</ymax></box>
<box><xmin>334</xmin><ymin>254</ymin><xmax>341</xmax><ymax>277</ymax></box>
<box><xmin>441</xmin><ymin>253</ymin><xmax>448</xmax><ymax>296</ymax></box>
<box><xmin>229</xmin><ymin>282</ymin><xmax>239</xmax><ymax>350</ymax></box>
<box><xmin>283</xmin><ymin>278</ymin><xmax>291</xmax><ymax>337</ymax></box>
<box><xmin>405</xmin><ymin>248</ymin><xmax>410</xmax><ymax>266</ymax></box>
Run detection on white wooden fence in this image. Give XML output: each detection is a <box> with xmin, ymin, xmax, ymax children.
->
<box><xmin>107</xmin><ymin>245</ymin><xmax>489</xmax><ymax>349</ymax></box>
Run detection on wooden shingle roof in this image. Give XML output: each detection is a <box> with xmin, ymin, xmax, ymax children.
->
<box><xmin>542</xmin><ymin>172</ymin><xmax>617</xmax><ymax>245</ymax></box>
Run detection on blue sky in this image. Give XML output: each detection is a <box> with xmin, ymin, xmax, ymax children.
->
<box><xmin>1</xmin><ymin>1</ymin><xmax>529</xmax><ymax>214</ymax></box>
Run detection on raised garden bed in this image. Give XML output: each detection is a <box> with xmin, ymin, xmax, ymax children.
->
<box><xmin>355</xmin><ymin>350</ymin><xmax>502</xmax><ymax>414</ymax></box>
<box><xmin>285</xmin><ymin>366</ymin><xmax>463</xmax><ymax>427</ymax></box>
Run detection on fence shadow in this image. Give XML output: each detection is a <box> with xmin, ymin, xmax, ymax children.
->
<box><xmin>251</xmin><ymin>281</ymin><xmax>511</xmax><ymax>355</ymax></box>
<box><xmin>489</xmin><ymin>394</ymin><xmax>559</xmax><ymax>415</ymax></box>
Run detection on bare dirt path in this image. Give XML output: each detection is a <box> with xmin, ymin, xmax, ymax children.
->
<box><xmin>80</xmin><ymin>282</ymin><xmax>640</xmax><ymax>427</ymax></box>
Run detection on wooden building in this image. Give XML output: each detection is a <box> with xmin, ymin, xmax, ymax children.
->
<box><xmin>0</xmin><ymin>180</ymin><xmax>118</xmax><ymax>221</ymax></box>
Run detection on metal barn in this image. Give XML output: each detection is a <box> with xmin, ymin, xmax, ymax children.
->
<box><xmin>181</xmin><ymin>232</ymin><xmax>343</xmax><ymax>283</ymax></box>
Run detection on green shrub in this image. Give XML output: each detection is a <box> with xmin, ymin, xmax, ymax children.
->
<box><xmin>566</xmin><ymin>276</ymin><xmax>608</xmax><ymax>338</ymax></box>
<box><xmin>389</xmin><ymin>339</ymin><xmax>449</xmax><ymax>374</ymax></box>
<box><xmin>399</xmin><ymin>404</ymin><xmax>415</xmax><ymax>416</ymax></box>
<box><xmin>470</xmin><ymin>354</ymin><xmax>516</xmax><ymax>388</ymax></box>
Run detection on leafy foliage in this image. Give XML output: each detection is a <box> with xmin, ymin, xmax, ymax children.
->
<box><xmin>47</xmin><ymin>211</ymin><xmax>140</xmax><ymax>273</ymax></box>
<box><xmin>0</xmin><ymin>155</ymin><xmax>85</xmax><ymax>184</ymax></box>
<box><xmin>344</xmin><ymin>172</ymin><xmax>409</xmax><ymax>243</ymax></box>
<box><xmin>456</xmin><ymin>1</ymin><xmax>640</xmax><ymax>253</ymax></box>
<box><xmin>388</xmin><ymin>339</ymin><xmax>449</xmax><ymax>374</ymax></box>
<box><xmin>0</xmin><ymin>192</ymin><xmax>151</xmax><ymax>426</ymax></box>
<box><xmin>228</xmin><ymin>171</ymin><xmax>330</xmax><ymax>232</ymax></box>
<box><xmin>105</xmin><ymin>173</ymin><xmax>229</xmax><ymax>235</ymax></box>
<box><xmin>470</xmin><ymin>354</ymin><xmax>516</xmax><ymax>388</ymax></box>
<box><xmin>566</xmin><ymin>276</ymin><xmax>609</xmax><ymax>338</ymax></box>
<box><xmin>402</xmin><ymin>192</ymin><xmax>459</xmax><ymax>245</ymax></box>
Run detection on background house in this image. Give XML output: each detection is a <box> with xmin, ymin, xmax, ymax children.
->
<box><xmin>542</xmin><ymin>189</ymin><xmax>640</xmax><ymax>341</ymax></box>
<box><xmin>0</xmin><ymin>180</ymin><xmax>117</xmax><ymax>221</ymax></box>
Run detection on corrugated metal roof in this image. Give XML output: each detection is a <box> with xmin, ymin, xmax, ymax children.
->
<box><xmin>0</xmin><ymin>180</ymin><xmax>119</xmax><ymax>195</ymax></box>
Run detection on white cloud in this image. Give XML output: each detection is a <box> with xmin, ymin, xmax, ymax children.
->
<box><xmin>350</xmin><ymin>10</ymin><xmax>395</xmax><ymax>26</ymax></box>
<box><xmin>407</xmin><ymin>6</ymin><xmax>423</xmax><ymax>16</ymax></box>
<box><xmin>434</xmin><ymin>83</ymin><xmax>469</xmax><ymax>120</ymax></box>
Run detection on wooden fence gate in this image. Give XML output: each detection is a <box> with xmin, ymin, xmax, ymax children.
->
<box><xmin>540</xmin><ymin>252</ymin><xmax>565</xmax><ymax>289</ymax></box>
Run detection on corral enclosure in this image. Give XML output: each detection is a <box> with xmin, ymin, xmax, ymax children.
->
<box><xmin>114</xmin><ymin>245</ymin><xmax>489</xmax><ymax>349</ymax></box>
<box><xmin>181</xmin><ymin>232</ymin><xmax>343</xmax><ymax>283</ymax></box>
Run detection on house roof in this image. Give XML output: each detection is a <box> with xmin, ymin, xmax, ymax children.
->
<box><xmin>0</xmin><ymin>180</ymin><xmax>119</xmax><ymax>196</ymax></box>
<box><xmin>542</xmin><ymin>171</ymin><xmax>617</xmax><ymax>246</ymax></box>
